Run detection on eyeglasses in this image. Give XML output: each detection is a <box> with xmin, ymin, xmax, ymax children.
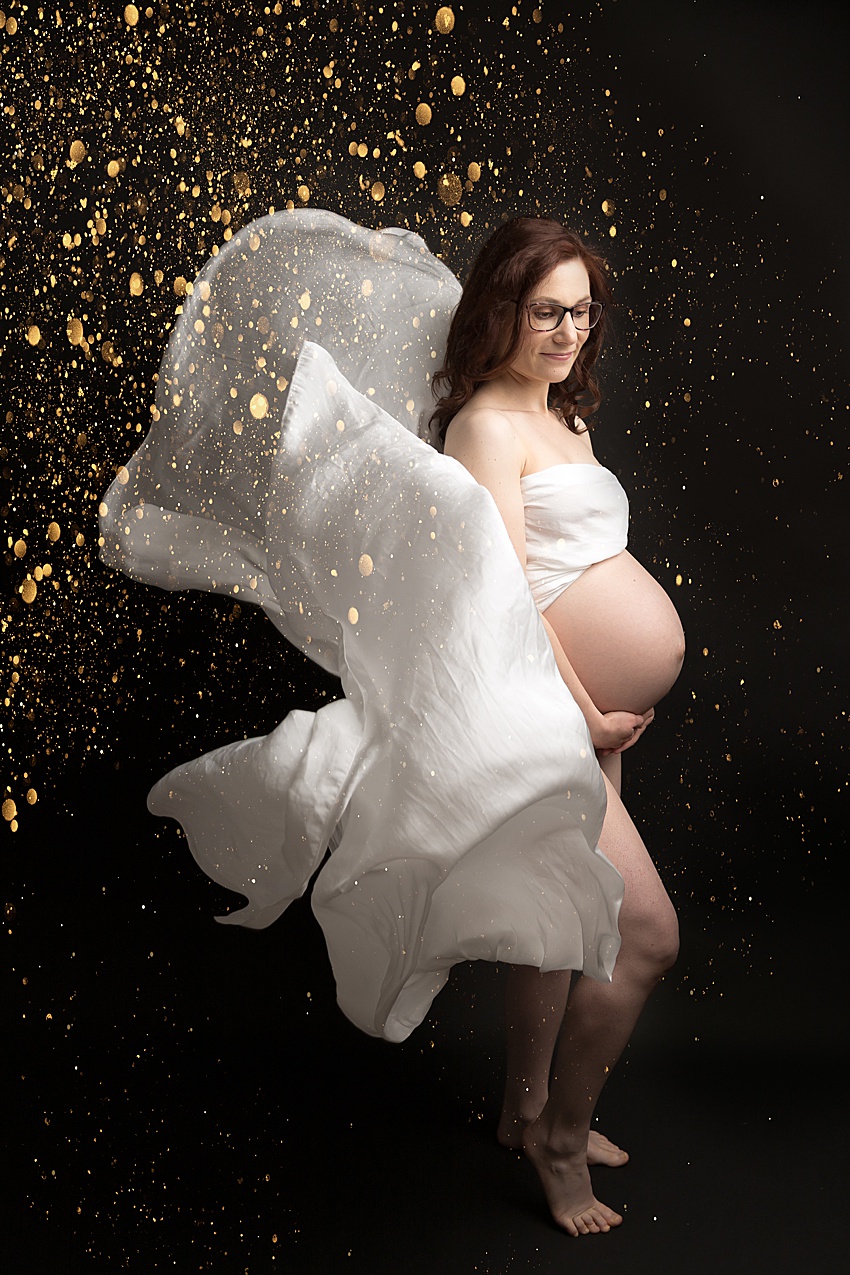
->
<box><xmin>524</xmin><ymin>300</ymin><xmax>605</xmax><ymax>332</ymax></box>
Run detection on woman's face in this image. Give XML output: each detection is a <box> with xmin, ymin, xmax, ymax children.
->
<box><xmin>508</xmin><ymin>258</ymin><xmax>593</xmax><ymax>386</ymax></box>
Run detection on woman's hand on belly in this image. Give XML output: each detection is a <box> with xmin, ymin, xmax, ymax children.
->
<box><xmin>591</xmin><ymin>706</ymin><xmax>654</xmax><ymax>754</ymax></box>
<box><xmin>596</xmin><ymin>706</ymin><xmax>655</xmax><ymax>756</ymax></box>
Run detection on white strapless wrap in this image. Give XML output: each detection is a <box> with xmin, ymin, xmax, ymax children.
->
<box><xmin>100</xmin><ymin>210</ymin><xmax>622</xmax><ymax>1042</ymax></box>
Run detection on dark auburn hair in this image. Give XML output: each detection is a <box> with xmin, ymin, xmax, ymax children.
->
<box><xmin>430</xmin><ymin>217</ymin><xmax>613</xmax><ymax>446</ymax></box>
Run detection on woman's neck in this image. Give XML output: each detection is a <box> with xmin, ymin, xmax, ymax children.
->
<box><xmin>478</xmin><ymin>369</ymin><xmax>552</xmax><ymax>418</ymax></box>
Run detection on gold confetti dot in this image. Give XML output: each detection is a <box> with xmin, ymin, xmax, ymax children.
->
<box><xmin>298</xmin><ymin>290</ymin><xmax>311</xmax><ymax>310</ymax></box>
<box><xmin>233</xmin><ymin>171</ymin><xmax>251</xmax><ymax>196</ymax></box>
<box><xmin>467</xmin><ymin>162</ymin><xmax>481</xmax><ymax>182</ymax></box>
<box><xmin>107</xmin><ymin>159</ymin><xmax>121</xmax><ymax>177</ymax></box>
<box><xmin>450</xmin><ymin>75</ymin><xmax>466</xmax><ymax>96</ymax></box>
<box><xmin>129</xmin><ymin>272</ymin><xmax>144</xmax><ymax>295</ymax></box>
<box><xmin>601</xmin><ymin>199</ymin><xmax>615</xmax><ymax>215</ymax></box>
<box><xmin>361</xmin><ymin>279</ymin><xmax>373</xmax><ymax>298</ymax></box>
<box><xmin>684</xmin><ymin>317</ymin><xmax>691</xmax><ymax>327</ymax></box>
<box><xmin>371</xmin><ymin>181</ymin><xmax>385</xmax><ymax>202</ymax></box>
<box><xmin>233</xmin><ymin>421</ymin><xmax>243</xmax><ymax>435</ymax></box>
<box><xmin>173</xmin><ymin>276</ymin><xmax>188</xmax><ymax>297</ymax></box>
<box><xmin>69</xmin><ymin>140</ymin><xmax>86</xmax><ymax>164</ymax></box>
<box><xmin>47</xmin><ymin>521</ymin><xmax>61</xmax><ymax>541</ymax></box>
<box><xmin>413</xmin><ymin>161</ymin><xmax>427</xmax><ymax>179</ymax></box>
<box><xmin>336</xmin><ymin>420</ymin><xmax>345</xmax><ymax>432</ymax></box>
<box><xmin>438</xmin><ymin>173</ymin><xmax>462</xmax><ymax>206</ymax></box>
<box><xmin>358</xmin><ymin>554</ymin><xmax>373</xmax><ymax>576</ymax></box>
<box><xmin>249</xmin><ymin>394</ymin><xmax>269</xmax><ymax>419</ymax></box>
<box><xmin>2</xmin><ymin>800</ymin><xmax>17</xmax><ymax>822</ymax></box>
<box><xmin>659</xmin><ymin>188</ymin><xmax>668</xmax><ymax>201</ymax></box>
<box><xmin>26</xmin><ymin>789</ymin><xmax>37</xmax><ymax>805</ymax></box>
<box><xmin>459</xmin><ymin>211</ymin><xmax>472</xmax><ymax>226</ymax></box>
<box><xmin>415</xmin><ymin>103</ymin><xmax>432</xmax><ymax>126</ymax></box>
<box><xmin>67</xmin><ymin>317</ymin><xmax>83</xmax><ymax>345</ymax></box>
<box><xmin>124</xmin><ymin>3</ymin><xmax>139</xmax><ymax>24</ymax></box>
<box><xmin>13</xmin><ymin>540</ymin><xmax>26</xmax><ymax>557</ymax></box>
<box><xmin>348</xmin><ymin>607</ymin><xmax>359</xmax><ymax>624</ymax></box>
<box><xmin>297</xmin><ymin>184</ymin><xmax>310</xmax><ymax>203</ymax></box>
<box><xmin>608</xmin><ymin>225</ymin><xmax>617</xmax><ymax>238</ymax></box>
<box><xmin>21</xmin><ymin>580</ymin><xmax>37</xmax><ymax>603</ymax></box>
<box><xmin>26</xmin><ymin>325</ymin><xmax>41</xmax><ymax>346</ymax></box>
<box><xmin>98</xmin><ymin>502</ymin><xmax>109</xmax><ymax>517</ymax></box>
<box><xmin>435</xmin><ymin>6</ymin><xmax>455</xmax><ymax>33</ymax></box>
<box><xmin>116</xmin><ymin>465</ymin><xmax>130</xmax><ymax>485</ymax></box>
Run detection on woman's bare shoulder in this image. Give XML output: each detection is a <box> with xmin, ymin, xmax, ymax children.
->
<box><xmin>445</xmin><ymin>403</ymin><xmax>523</xmax><ymax>454</ymax></box>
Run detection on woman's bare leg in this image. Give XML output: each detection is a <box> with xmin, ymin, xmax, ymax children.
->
<box><xmin>524</xmin><ymin>774</ymin><xmax>679</xmax><ymax>1235</ymax></box>
<box><xmin>499</xmin><ymin>967</ymin><xmax>628</xmax><ymax>1165</ymax></box>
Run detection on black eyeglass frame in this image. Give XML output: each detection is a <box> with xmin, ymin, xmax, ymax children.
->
<box><xmin>517</xmin><ymin>300</ymin><xmax>606</xmax><ymax>332</ymax></box>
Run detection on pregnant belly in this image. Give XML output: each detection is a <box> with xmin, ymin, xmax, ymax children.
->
<box><xmin>543</xmin><ymin>550</ymin><xmax>685</xmax><ymax>714</ymax></box>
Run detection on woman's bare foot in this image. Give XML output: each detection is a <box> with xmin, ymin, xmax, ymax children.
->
<box><xmin>498</xmin><ymin>1108</ymin><xmax>628</xmax><ymax>1167</ymax></box>
<box><xmin>522</xmin><ymin>1121</ymin><xmax>624</xmax><ymax>1237</ymax></box>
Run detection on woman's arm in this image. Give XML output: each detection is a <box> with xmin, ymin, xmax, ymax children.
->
<box><xmin>444</xmin><ymin>410</ymin><xmax>647</xmax><ymax>753</ymax></box>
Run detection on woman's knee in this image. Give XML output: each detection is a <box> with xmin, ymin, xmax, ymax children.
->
<box><xmin>621</xmin><ymin>893</ymin><xmax>679</xmax><ymax>976</ymax></box>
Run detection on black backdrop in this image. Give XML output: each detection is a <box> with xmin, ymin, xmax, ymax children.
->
<box><xmin>3</xmin><ymin>1</ymin><xmax>848</xmax><ymax>1271</ymax></box>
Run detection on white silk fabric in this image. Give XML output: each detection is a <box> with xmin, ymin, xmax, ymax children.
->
<box><xmin>100</xmin><ymin>210</ymin><xmax>622</xmax><ymax>1042</ymax></box>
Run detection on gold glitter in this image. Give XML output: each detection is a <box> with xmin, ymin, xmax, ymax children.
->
<box><xmin>467</xmin><ymin>162</ymin><xmax>481</xmax><ymax>182</ymax></box>
<box><xmin>608</xmin><ymin>225</ymin><xmax>617</xmax><ymax>237</ymax></box>
<box><xmin>69</xmin><ymin>140</ymin><xmax>86</xmax><ymax>164</ymax></box>
<box><xmin>413</xmin><ymin>161</ymin><xmax>427</xmax><ymax>179</ymax></box>
<box><xmin>249</xmin><ymin>393</ymin><xmax>269</xmax><ymax>419</ymax></box>
<box><xmin>233</xmin><ymin>422</ymin><xmax>243</xmax><ymax>435</ymax></box>
<box><xmin>361</xmin><ymin>279</ymin><xmax>373</xmax><ymax>297</ymax></box>
<box><xmin>26</xmin><ymin>325</ymin><xmax>41</xmax><ymax>346</ymax></box>
<box><xmin>26</xmin><ymin>789</ymin><xmax>37</xmax><ymax>805</ymax></box>
<box><xmin>684</xmin><ymin>317</ymin><xmax>691</xmax><ymax>327</ymax></box>
<box><xmin>659</xmin><ymin>188</ymin><xmax>668</xmax><ymax>201</ymax></box>
<box><xmin>2</xmin><ymin>800</ymin><xmax>17</xmax><ymax>822</ymax></box>
<box><xmin>107</xmin><ymin>159</ymin><xmax>121</xmax><ymax>178</ymax></box>
<box><xmin>358</xmin><ymin>554</ymin><xmax>374</xmax><ymax>576</ymax></box>
<box><xmin>336</xmin><ymin>420</ymin><xmax>345</xmax><ymax>432</ymax></box>
<box><xmin>21</xmin><ymin>580</ymin><xmax>37</xmax><ymax>604</ymax></box>
<box><xmin>47</xmin><ymin>522</ymin><xmax>61</xmax><ymax>542</ymax></box>
<box><xmin>415</xmin><ymin>103</ymin><xmax>433</xmax><ymax>126</ymax></box>
<box><xmin>371</xmin><ymin>181</ymin><xmax>386</xmax><ymax>202</ymax></box>
<box><xmin>173</xmin><ymin>276</ymin><xmax>188</xmax><ymax>297</ymax></box>
<box><xmin>129</xmin><ymin>272</ymin><xmax>144</xmax><ymax>296</ymax></box>
<box><xmin>533</xmin><ymin>6</ymin><xmax>543</xmax><ymax>19</ymax></box>
<box><xmin>298</xmin><ymin>290</ymin><xmax>311</xmax><ymax>310</ymax></box>
<box><xmin>460</xmin><ymin>211</ymin><xmax>472</xmax><ymax>226</ymax></box>
<box><xmin>124</xmin><ymin>3</ymin><xmax>139</xmax><ymax>25</ymax></box>
<box><xmin>438</xmin><ymin>173</ymin><xmax>462</xmax><ymax>206</ymax></box>
<box><xmin>450</xmin><ymin>76</ymin><xmax>466</xmax><ymax>96</ymax></box>
<box><xmin>435</xmin><ymin>6</ymin><xmax>455</xmax><ymax>33</ymax></box>
<box><xmin>66</xmin><ymin>317</ymin><xmax>83</xmax><ymax>345</ymax></box>
<box><xmin>116</xmin><ymin>466</ymin><xmax>130</xmax><ymax>485</ymax></box>
<box><xmin>601</xmin><ymin>199</ymin><xmax>615</xmax><ymax>215</ymax></box>
<box><xmin>13</xmin><ymin>540</ymin><xmax>26</xmax><ymax>557</ymax></box>
<box><xmin>347</xmin><ymin>607</ymin><xmax>359</xmax><ymax>625</ymax></box>
<box><xmin>297</xmin><ymin>184</ymin><xmax>311</xmax><ymax>203</ymax></box>
<box><xmin>233</xmin><ymin>171</ymin><xmax>251</xmax><ymax>196</ymax></box>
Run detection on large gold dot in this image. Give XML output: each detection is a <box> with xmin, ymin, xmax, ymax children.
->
<box><xmin>2</xmin><ymin>800</ymin><xmax>17</xmax><ymax>822</ymax></box>
<box><xmin>371</xmin><ymin>181</ymin><xmax>385</xmax><ymax>202</ymax></box>
<box><xmin>69</xmin><ymin>140</ymin><xmax>86</xmax><ymax>163</ymax></box>
<box><xmin>124</xmin><ymin>3</ymin><xmax>139</xmax><ymax>24</ymax></box>
<box><xmin>450</xmin><ymin>75</ymin><xmax>466</xmax><ymax>96</ymax></box>
<box><xmin>249</xmin><ymin>393</ymin><xmax>269</xmax><ymax>419</ymax></box>
<box><xmin>129</xmin><ymin>272</ymin><xmax>144</xmax><ymax>295</ymax></box>
<box><xmin>26</xmin><ymin>789</ymin><xmax>37</xmax><ymax>805</ymax></box>
<box><xmin>438</xmin><ymin>173</ymin><xmax>462</xmax><ymax>206</ymax></box>
<box><xmin>347</xmin><ymin>607</ymin><xmax>359</xmax><ymax>625</ymax></box>
<box><xmin>467</xmin><ymin>162</ymin><xmax>481</xmax><ymax>182</ymax></box>
<box><xmin>27</xmin><ymin>325</ymin><xmax>41</xmax><ymax>346</ymax></box>
<box><xmin>358</xmin><ymin>554</ymin><xmax>373</xmax><ymax>576</ymax></box>
<box><xmin>413</xmin><ymin>161</ymin><xmax>426</xmax><ymax>179</ymax></box>
<box><xmin>21</xmin><ymin>580</ymin><xmax>37</xmax><ymax>603</ymax></box>
<box><xmin>47</xmin><ymin>521</ymin><xmax>61</xmax><ymax>541</ymax></box>
<box><xmin>67</xmin><ymin>317</ymin><xmax>83</xmax><ymax>345</ymax></box>
<box><xmin>13</xmin><ymin>540</ymin><xmax>26</xmax><ymax>558</ymax></box>
<box><xmin>415</xmin><ymin>103</ymin><xmax>432</xmax><ymax>126</ymax></box>
<box><xmin>435</xmin><ymin>6</ymin><xmax>455</xmax><ymax>33</ymax></box>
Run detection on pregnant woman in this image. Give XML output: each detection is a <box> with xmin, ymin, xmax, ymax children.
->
<box><xmin>436</xmin><ymin>217</ymin><xmax>684</xmax><ymax>1234</ymax></box>
<box><xmin>100</xmin><ymin>209</ymin><xmax>681</xmax><ymax>1241</ymax></box>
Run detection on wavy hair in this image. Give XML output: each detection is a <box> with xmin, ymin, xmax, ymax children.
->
<box><xmin>430</xmin><ymin>217</ymin><xmax>613</xmax><ymax>446</ymax></box>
